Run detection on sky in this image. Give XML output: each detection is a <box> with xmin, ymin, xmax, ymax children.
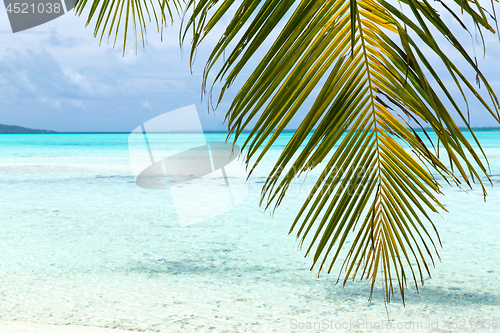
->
<box><xmin>0</xmin><ymin>4</ymin><xmax>242</xmax><ymax>132</ymax></box>
<box><xmin>1</xmin><ymin>2</ymin><xmax>500</xmax><ymax>132</ymax></box>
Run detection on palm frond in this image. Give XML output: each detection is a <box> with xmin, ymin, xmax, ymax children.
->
<box><xmin>74</xmin><ymin>0</ymin><xmax>182</xmax><ymax>53</ymax></box>
<box><xmin>183</xmin><ymin>0</ymin><xmax>500</xmax><ymax>304</ymax></box>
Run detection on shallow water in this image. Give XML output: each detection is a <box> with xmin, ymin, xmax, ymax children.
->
<box><xmin>0</xmin><ymin>132</ymin><xmax>499</xmax><ymax>332</ymax></box>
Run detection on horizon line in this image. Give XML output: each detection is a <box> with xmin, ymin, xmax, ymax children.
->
<box><xmin>3</xmin><ymin>127</ymin><xmax>500</xmax><ymax>134</ymax></box>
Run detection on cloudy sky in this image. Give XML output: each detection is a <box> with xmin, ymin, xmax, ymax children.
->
<box><xmin>1</xmin><ymin>2</ymin><xmax>500</xmax><ymax>132</ymax></box>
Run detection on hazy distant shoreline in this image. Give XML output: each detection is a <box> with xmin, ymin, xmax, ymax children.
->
<box><xmin>0</xmin><ymin>124</ymin><xmax>56</xmax><ymax>133</ymax></box>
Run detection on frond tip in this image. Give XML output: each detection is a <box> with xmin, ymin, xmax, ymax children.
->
<box><xmin>74</xmin><ymin>0</ymin><xmax>182</xmax><ymax>54</ymax></box>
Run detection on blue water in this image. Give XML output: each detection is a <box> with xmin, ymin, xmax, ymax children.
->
<box><xmin>0</xmin><ymin>132</ymin><xmax>499</xmax><ymax>332</ymax></box>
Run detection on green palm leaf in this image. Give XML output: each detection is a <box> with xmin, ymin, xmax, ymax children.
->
<box><xmin>182</xmin><ymin>0</ymin><xmax>500</xmax><ymax>303</ymax></box>
<box><xmin>74</xmin><ymin>0</ymin><xmax>181</xmax><ymax>53</ymax></box>
<box><xmin>76</xmin><ymin>0</ymin><xmax>500</xmax><ymax>304</ymax></box>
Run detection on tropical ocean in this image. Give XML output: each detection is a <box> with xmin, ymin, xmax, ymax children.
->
<box><xmin>0</xmin><ymin>131</ymin><xmax>499</xmax><ymax>332</ymax></box>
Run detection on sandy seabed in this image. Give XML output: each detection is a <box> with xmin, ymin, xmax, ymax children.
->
<box><xmin>0</xmin><ymin>321</ymin><xmax>132</xmax><ymax>333</ymax></box>
<box><xmin>1</xmin><ymin>133</ymin><xmax>499</xmax><ymax>332</ymax></box>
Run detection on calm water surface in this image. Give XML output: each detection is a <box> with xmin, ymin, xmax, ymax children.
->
<box><xmin>0</xmin><ymin>132</ymin><xmax>499</xmax><ymax>332</ymax></box>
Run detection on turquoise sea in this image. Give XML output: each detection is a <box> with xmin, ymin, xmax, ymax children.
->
<box><xmin>0</xmin><ymin>132</ymin><xmax>499</xmax><ymax>332</ymax></box>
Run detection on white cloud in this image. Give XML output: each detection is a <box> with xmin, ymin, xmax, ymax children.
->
<box><xmin>0</xmin><ymin>1</ymin><xmax>500</xmax><ymax>132</ymax></box>
<box><xmin>141</xmin><ymin>100</ymin><xmax>151</xmax><ymax>110</ymax></box>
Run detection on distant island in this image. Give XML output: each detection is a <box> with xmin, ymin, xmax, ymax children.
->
<box><xmin>0</xmin><ymin>124</ymin><xmax>56</xmax><ymax>133</ymax></box>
